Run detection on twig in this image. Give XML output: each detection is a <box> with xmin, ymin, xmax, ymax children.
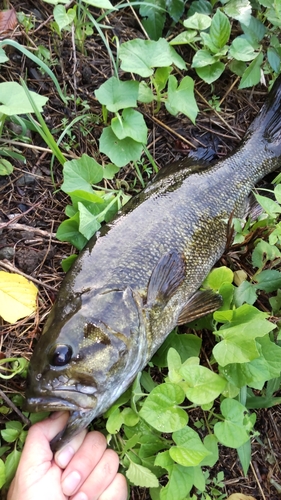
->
<box><xmin>0</xmin><ymin>138</ymin><xmax>78</xmax><ymax>158</ymax></box>
<box><xmin>0</xmin><ymin>221</ymin><xmax>56</xmax><ymax>238</ymax></box>
<box><xmin>143</xmin><ymin>112</ymin><xmax>200</xmax><ymax>148</ymax></box>
<box><xmin>195</xmin><ymin>87</ymin><xmax>241</xmax><ymax>140</ymax></box>
<box><xmin>0</xmin><ymin>260</ymin><xmax>58</xmax><ymax>291</ymax></box>
<box><xmin>0</xmin><ymin>388</ymin><xmax>31</xmax><ymax>427</ymax></box>
<box><xmin>250</xmin><ymin>461</ymin><xmax>267</xmax><ymax>500</ymax></box>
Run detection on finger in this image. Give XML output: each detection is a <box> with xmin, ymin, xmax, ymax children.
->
<box><xmin>70</xmin><ymin>449</ymin><xmax>120</xmax><ymax>500</ymax></box>
<box><xmin>99</xmin><ymin>473</ymin><xmax>127</xmax><ymax>500</ymax></box>
<box><xmin>55</xmin><ymin>428</ymin><xmax>87</xmax><ymax>469</ymax></box>
<box><xmin>20</xmin><ymin>412</ymin><xmax>70</xmax><ymax>464</ymax></box>
<box><xmin>60</xmin><ymin>431</ymin><xmax>107</xmax><ymax>496</ymax></box>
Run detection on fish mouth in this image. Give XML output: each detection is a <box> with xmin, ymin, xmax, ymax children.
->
<box><xmin>25</xmin><ymin>394</ymin><xmax>82</xmax><ymax>413</ymax></box>
<box><xmin>25</xmin><ymin>387</ymin><xmax>97</xmax><ymax>413</ymax></box>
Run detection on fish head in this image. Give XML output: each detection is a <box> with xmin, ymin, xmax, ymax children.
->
<box><xmin>25</xmin><ymin>286</ymin><xmax>148</xmax><ymax>450</ymax></box>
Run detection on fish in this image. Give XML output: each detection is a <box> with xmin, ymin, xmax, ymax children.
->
<box><xmin>25</xmin><ymin>75</ymin><xmax>281</xmax><ymax>451</ymax></box>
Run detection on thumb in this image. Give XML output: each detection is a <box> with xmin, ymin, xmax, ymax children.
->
<box><xmin>21</xmin><ymin>412</ymin><xmax>70</xmax><ymax>464</ymax></box>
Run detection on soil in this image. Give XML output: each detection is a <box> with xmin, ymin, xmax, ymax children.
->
<box><xmin>0</xmin><ymin>1</ymin><xmax>281</xmax><ymax>499</ymax></box>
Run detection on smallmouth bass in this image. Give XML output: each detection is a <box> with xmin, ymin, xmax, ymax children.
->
<box><xmin>26</xmin><ymin>76</ymin><xmax>281</xmax><ymax>450</ymax></box>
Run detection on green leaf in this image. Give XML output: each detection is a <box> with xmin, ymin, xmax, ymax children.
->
<box><xmin>229</xmin><ymin>59</ymin><xmax>247</xmax><ymax>76</ymax></box>
<box><xmin>192</xmin><ymin>49</ymin><xmax>217</xmax><ymax>68</ymax></box>
<box><xmin>241</xmin><ymin>16</ymin><xmax>266</xmax><ymax>44</ymax></box>
<box><xmin>106</xmin><ymin>408</ymin><xmax>124</xmax><ymax>434</ymax></box>
<box><xmin>4</xmin><ymin>449</ymin><xmax>21</xmax><ymax>486</ymax></box>
<box><xmin>170</xmin><ymin>30</ymin><xmax>198</xmax><ymax>45</ymax></box>
<box><xmin>237</xmin><ymin>439</ymin><xmax>251</xmax><ymax>475</ymax></box>
<box><xmin>233</xmin><ymin>280</ymin><xmax>257</xmax><ymax>307</ymax></box>
<box><xmin>180</xmin><ymin>364</ymin><xmax>226</xmax><ymax>404</ymax></box>
<box><xmin>153</xmin><ymin>330</ymin><xmax>201</xmax><ymax>367</ymax></box>
<box><xmin>204</xmin><ymin>266</ymin><xmax>234</xmax><ymax>291</ymax></box>
<box><xmin>183</xmin><ymin>12</ymin><xmax>211</xmax><ymax>30</ymax></box>
<box><xmin>223</xmin><ymin>0</ymin><xmax>252</xmax><ymax>25</ymax></box>
<box><xmin>77</xmin><ymin>203</ymin><xmax>101</xmax><ymax>240</ymax></box>
<box><xmin>254</xmin><ymin>269</ymin><xmax>281</xmax><ymax>293</ymax></box>
<box><xmin>159</xmin><ymin>463</ymin><xmax>194</xmax><ymax>500</ymax></box>
<box><xmin>165</xmin><ymin>75</ymin><xmax>198</xmax><ymax>123</ymax></box>
<box><xmin>99</xmin><ymin>126</ymin><xmax>144</xmax><ymax>167</ymax></box>
<box><xmin>111</xmin><ymin>109</ymin><xmax>148</xmax><ymax>143</ymax></box>
<box><xmin>0</xmin><ymin>159</ymin><xmax>13</xmax><ymax>176</ymax></box>
<box><xmin>1</xmin><ymin>428</ymin><xmax>21</xmax><ymax>443</ymax></box>
<box><xmin>200</xmin><ymin>434</ymin><xmax>219</xmax><ymax>467</ymax></box>
<box><xmin>170</xmin><ymin>427</ymin><xmax>211</xmax><ymax>466</ymax></box>
<box><xmin>81</xmin><ymin>0</ymin><xmax>114</xmax><ymax>8</ymax></box>
<box><xmin>126</xmin><ymin>461</ymin><xmax>159</xmax><ymax>488</ymax></box>
<box><xmin>122</xmin><ymin>408</ymin><xmax>139</xmax><ymax>427</ymax></box>
<box><xmin>274</xmin><ymin>184</ymin><xmax>281</xmax><ymax>204</ymax></box>
<box><xmin>61</xmin><ymin>154</ymin><xmax>104</xmax><ymax>194</ymax></box>
<box><xmin>102</xmin><ymin>163</ymin><xmax>119</xmax><ymax>179</ymax></box>
<box><xmin>209</xmin><ymin>9</ymin><xmax>231</xmax><ymax>49</ymax></box>
<box><xmin>229</xmin><ymin>36</ymin><xmax>257</xmax><ymax>61</ymax></box>
<box><xmin>137</xmin><ymin>81</ymin><xmax>154</xmax><ymax>103</ymax></box>
<box><xmin>214</xmin><ymin>399</ymin><xmax>251</xmax><ymax>448</ymax></box>
<box><xmin>0</xmin><ymin>48</ymin><xmax>8</xmax><ymax>63</ymax></box>
<box><xmin>254</xmin><ymin>193</ymin><xmax>281</xmax><ymax>217</ymax></box>
<box><xmin>139</xmin><ymin>383</ymin><xmax>188</xmax><ymax>432</ymax></box>
<box><xmin>166</xmin><ymin>0</ymin><xmax>185</xmax><ymax>21</ymax></box>
<box><xmin>0</xmin><ymin>82</ymin><xmax>48</xmax><ymax>115</ymax></box>
<box><xmin>119</xmin><ymin>38</ymin><xmax>186</xmax><ymax>78</ymax></box>
<box><xmin>0</xmin><ymin>459</ymin><xmax>5</xmax><ymax>489</ymax></box>
<box><xmin>213</xmin><ymin>304</ymin><xmax>275</xmax><ymax>366</ymax></box>
<box><xmin>167</xmin><ymin>347</ymin><xmax>182</xmax><ymax>384</ymax></box>
<box><xmin>139</xmin><ymin>0</ymin><xmax>166</xmax><ymax>40</ymax></box>
<box><xmin>252</xmin><ymin>240</ymin><xmax>281</xmax><ymax>269</ymax></box>
<box><xmin>95</xmin><ymin>77</ymin><xmax>139</xmax><ymax>112</ymax></box>
<box><xmin>188</xmin><ymin>0</ymin><xmax>212</xmax><ymax>16</ymax></box>
<box><xmin>154</xmin><ymin>66</ymin><xmax>172</xmax><ymax>92</ymax></box>
<box><xmin>238</xmin><ymin>52</ymin><xmax>263</xmax><ymax>89</ymax></box>
<box><xmin>53</xmin><ymin>4</ymin><xmax>76</xmax><ymax>31</ymax></box>
<box><xmin>56</xmin><ymin>214</ymin><xmax>88</xmax><ymax>250</ymax></box>
<box><xmin>222</xmin><ymin>336</ymin><xmax>281</xmax><ymax>389</ymax></box>
<box><xmin>195</xmin><ymin>62</ymin><xmax>225</xmax><ymax>84</ymax></box>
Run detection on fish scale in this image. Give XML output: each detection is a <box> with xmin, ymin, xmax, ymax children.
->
<box><xmin>25</xmin><ymin>76</ymin><xmax>281</xmax><ymax>450</ymax></box>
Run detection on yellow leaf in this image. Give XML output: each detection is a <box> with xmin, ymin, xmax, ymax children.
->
<box><xmin>0</xmin><ymin>271</ymin><xmax>38</xmax><ymax>323</ymax></box>
<box><xmin>227</xmin><ymin>494</ymin><xmax>257</xmax><ymax>500</ymax></box>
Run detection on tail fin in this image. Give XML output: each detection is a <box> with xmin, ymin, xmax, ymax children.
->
<box><xmin>247</xmin><ymin>74</ymin><xmax>281</xmax><ymax>144</ymax></box>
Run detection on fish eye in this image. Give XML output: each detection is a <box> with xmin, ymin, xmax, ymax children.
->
<box><xmin>49</xmin><ymin>345</ymin><xmax>73</xmax><ymax>367</ymax></box>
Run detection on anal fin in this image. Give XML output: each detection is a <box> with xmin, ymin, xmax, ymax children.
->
<box><xmin>147</xmin><ymin>250</ymin><xmax>185</xmax><ymax>307</ymax></box>
<box><xmin>177</xmin><ymin>289</ymin><xmax>222</xmax><ymax>325</ymax></box>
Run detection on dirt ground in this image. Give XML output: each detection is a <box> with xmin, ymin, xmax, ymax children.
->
<box><xmin>0</xmin><ymin>1</ymin><xmax>281</xmax><ymax>499</ymax></box>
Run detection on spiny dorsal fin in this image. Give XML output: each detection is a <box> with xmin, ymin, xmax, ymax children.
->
<box><xmin>147</xmin><ymin>250</ymin><xmax>185</xmax><ymax>307</ymax></box>
<box><xmin>177</xmin><ymin>289</ymin><xmax>222</xmax><ymax>325</ymax></box>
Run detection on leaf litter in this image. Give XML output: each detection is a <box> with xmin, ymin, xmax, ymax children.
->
<box><xmin>0</xmin><ymin>1</ymin><xmax>280</xmax><ymax>499</ymax></box>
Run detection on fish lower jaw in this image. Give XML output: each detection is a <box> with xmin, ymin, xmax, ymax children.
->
<box><xmin>25</xmin><ymin>391</ymin><xmax>97</xmax><ymax>413</ymax></box>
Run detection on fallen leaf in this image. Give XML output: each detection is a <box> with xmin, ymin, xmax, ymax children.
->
<box><xmin>227</xmin><ymin>494</ymin><xmax>257</xmax><ymax>500</ymax></box>
<box><xmin>0</xmin><ymin>271</ymin><xmax>38</xmax><ymax>323</ymax></box>
<box><xmin>0</xmin><ymin>8</ymin><xmax>17</xmax><ymax>35</ymax></box>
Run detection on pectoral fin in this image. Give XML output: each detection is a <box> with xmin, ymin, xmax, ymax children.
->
<box><xmin>177</xmin><ymin>289</ymin><xmax>222</xmax><ymax>325</ymax></box>
<box><xmin>147</xmin><ymin>250</ymin><xmax>185</xmax><ymax>306</ymax></box>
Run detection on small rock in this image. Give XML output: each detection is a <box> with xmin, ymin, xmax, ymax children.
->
<box><xmin>0</xmin><ymin>246</ymin><xmax>15</xmax><ymax>261</ymax></box>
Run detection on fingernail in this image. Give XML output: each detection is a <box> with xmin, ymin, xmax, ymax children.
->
<box><xmin>73</xmin><ymin>492</ymin><xmax>88</xmax><ymax>500</ymax></box>
<box><xmin>62</xmin><ymin>470</ymin><xmax>81</xmax><ymax>496</ymax></box>
<box><xmin>56</xmin><ymin>444</ymin><xmax>75</xmax><ymax>468</ymax></box>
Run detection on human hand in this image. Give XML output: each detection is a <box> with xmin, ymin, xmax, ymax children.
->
<box><xmin>7</xmin><ymin>412</ymin><xmax>127</xmax><ymax>500</ymax></box>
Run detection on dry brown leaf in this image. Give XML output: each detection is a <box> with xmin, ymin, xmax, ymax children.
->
<box><xmin>227</xmin><ymin>494</ymin><xmax>257</xmax><ymax>500</ymax></box>
<box><xmin>0</xmin><ymin>8</ymin><xmax>17</xmax><ymax>35</ymax></box>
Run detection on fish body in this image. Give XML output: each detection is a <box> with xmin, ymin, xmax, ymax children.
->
<box><xmin>26</xmin><ymin>77</ymin><xmax>281</xmax><ymax>450</ymax></box>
